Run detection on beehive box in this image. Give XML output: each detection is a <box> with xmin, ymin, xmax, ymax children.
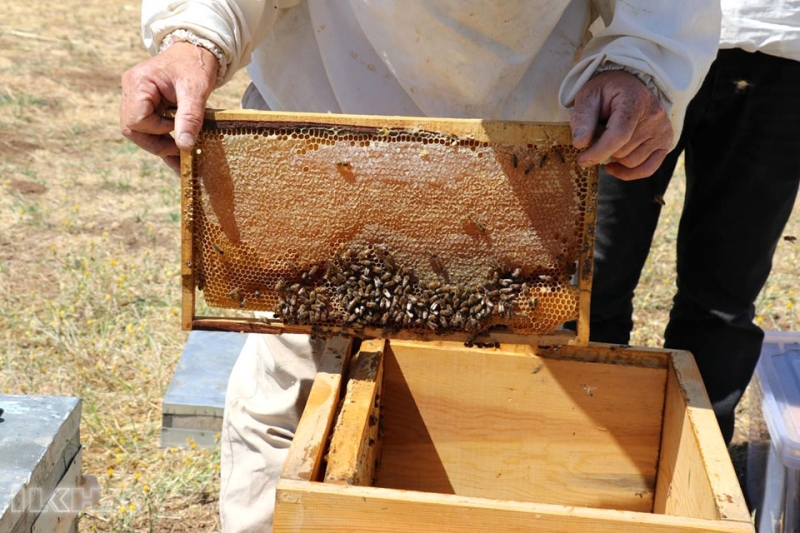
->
<box><xmin>181</xmin><ymin>110</ymin><xmax>753</xmax><ymax>532</ymax></box>
<box><xmin>274</xmin><ymin>339</ymin><xmax>753</xmax><ymax>532</ymax></box>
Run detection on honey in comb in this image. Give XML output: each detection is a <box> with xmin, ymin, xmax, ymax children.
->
<box><xmin>187</xmin><ymin>119</ymin><xmax>594</xmax><ymax>336</ymax></box>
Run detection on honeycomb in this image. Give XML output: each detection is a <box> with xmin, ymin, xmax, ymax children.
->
<box><xmin>184</xmin><ymin>111</ymin><xmax>597</xmax><ymax>338</ymax></box>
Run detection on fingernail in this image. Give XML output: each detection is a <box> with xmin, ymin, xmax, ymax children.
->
<box><xmin>179</xmin><ymin>132</ymin><xmax>196</xmax><ymax>147</ymax></box>
<box><xmin>572</xmin><ymin>127</ymin><xmax>586</xmax><ymax>139</ymax></box>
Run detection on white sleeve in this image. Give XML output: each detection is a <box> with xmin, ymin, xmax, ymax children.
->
<box><xmin>559</xmin><ymin>0</ymin><xmax>721</xmax><ymax>146</ymax></box>
<box><xmin>141</xmin><ymin>0</ymin><xmax>296</xmax><ymax>86</ymax></box>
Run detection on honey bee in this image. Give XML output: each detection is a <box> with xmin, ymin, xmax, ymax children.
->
<box><xmin>230</xmin><ymin>288</ymin><xmax>247</xmax><ymax>308</ymax></box>
<box><xmin>539</xmin><ymin>154</ymin><xmax>549</xmax><ymax>167</ymax></box>
<box><xmin>213</xmin><ymin>243</ymin><xmax>224</xmax><ymax>255</ymax></box>
<box><xmin>554</xmin><ymin>148</ymin><xmax>565</xmax><ymax>163</ymax></box>
<box><xmin>468</xmin><ymin>214</ymin><xmax>487</xmax><ymax>233</ymax></box>
<box><xmin>426</xmin><ymin>250</ymin><xmax>444</xmax><ymax>271</ymax></box>
<box><xmin>524</xmin><ymin>163</ymin><xmax>535</xmax><ymax>175</ymax></box>
<box><xmin>512</xmin><ymin>153</ymin><xmax>518</xmax><ymax>168</ymax></box>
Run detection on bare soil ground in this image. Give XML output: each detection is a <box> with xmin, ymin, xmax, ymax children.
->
<box><xmin>0</xmin><ymin>1</ymin><xmax>798</xmax><ymax>531</ymax></box>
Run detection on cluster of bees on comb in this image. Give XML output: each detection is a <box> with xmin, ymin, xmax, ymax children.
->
<box><xmin>275</xmin><ymin>243</ymin><xmax>538</xmax><ymax>336</ymax></box>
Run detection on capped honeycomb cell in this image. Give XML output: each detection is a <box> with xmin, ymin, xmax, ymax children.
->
<box><xmin>183</xmin><ymin>111</ymin><xmax>597</xmax><ymax>338</ymax></box>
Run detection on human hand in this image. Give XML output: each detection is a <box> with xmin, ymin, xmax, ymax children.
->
<box><xmin>570</xmin><ymin>70</ymin><xmax>672</xmax><ymax>181</ymax></box>
<box><xmin>120</xmin><ymin>42</ymin><xmax>219</xmax><ymax>173</ymax></box>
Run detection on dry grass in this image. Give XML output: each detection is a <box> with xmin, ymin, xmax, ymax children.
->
<box><xmin>0</xmin><ymin>1</ymin><xmax>797</xmax><ymax>531</ymax></box>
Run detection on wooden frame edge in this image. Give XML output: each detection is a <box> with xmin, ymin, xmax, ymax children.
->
<box><xmin>190</xmin><ymin>316</ymin><xmax>578</xmax><ymax>345</ymax></box>
<box><xmin>201</xmin><ymin>108</ymin><xmax>574</xmax><ymax>145</ymax></box>
<box><xmin>180</xmin><ymin>148</ymin><xmax>195</xmax><ymax>331</ymax></box>
<box><xmin>576</xmin><ymin>164</ymin><xmax>599</xmax><ymax>346</ymax></box>
<box><xmin>280</xmin><ymin>336</ymin><xmax>354</xmax><ymax>482</ymax></box>
<box><xmin>274</xmin><ymin>479</ymin><xmax>754</xmax><ymax>533</ymax></box>
<box><xmin>324</xmin><ymin>339</ymin><xmax>386</xmax><ymax>486</ymax></box>
<box><xmin>668</xmin><ymin>349</ymin><xmax>752</xmax><ymax>523</ymax></box>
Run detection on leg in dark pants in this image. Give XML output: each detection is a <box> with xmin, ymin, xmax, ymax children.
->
<box><xmin>590</xmin><ymin>49</ymin><xmax>800</xmax><ymax>444</ymax></box>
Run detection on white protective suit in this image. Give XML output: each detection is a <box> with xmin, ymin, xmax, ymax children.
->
<box><xmin>140</xmin><ymin>2</ymin><xmax>721</xmax><ymax>531</ymax></box>
<box><xmin>721</xmin><ymin>0</ymin><xmax>800</xmax><ymax>61</ymax></box>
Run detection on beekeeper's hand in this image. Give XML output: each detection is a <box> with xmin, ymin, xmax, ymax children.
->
<box><xmin>570</xmin><ymin>70</ymin><xmax>673</xmax><ymax>181</ymax></box>
<box><xmin>120</xmin><ymin>42</ymin><xmax>218</xmax><ymax>173</ymax></box>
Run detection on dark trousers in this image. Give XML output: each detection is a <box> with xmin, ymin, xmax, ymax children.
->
<box><xmin>590</xmin><ymin>49</ymin><xmax>800</xmax><ymax>444</ymax></box>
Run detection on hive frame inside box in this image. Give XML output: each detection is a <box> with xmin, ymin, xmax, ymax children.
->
<box><xmin>275</xmin><ymin>338</ymin><xmax>753</xmax><ymax>533</ymax></box>
<box><xmin>178</xmin><ymin>110</ymin><xmax>753</xmax><ymax>531</ymax></box>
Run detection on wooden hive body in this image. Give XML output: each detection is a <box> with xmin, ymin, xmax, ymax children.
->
<box><xmin>275</xmin><ymin>339</ymin><xmax>753</xmax><ymax>533</ymax></box>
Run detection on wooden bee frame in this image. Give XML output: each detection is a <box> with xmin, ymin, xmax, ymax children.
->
<box><xmin>275</xmin><ymin>339</ymin><xmax>754</xmax><ymax>533</ymax></box>
<box><xmin>180</xmin><ymin>110</ymin><xmax>598</xmax><ymax>346</ymax></box>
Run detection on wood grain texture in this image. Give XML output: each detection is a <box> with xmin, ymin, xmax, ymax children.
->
<box><xmin>180</xmin><ymin>151</ymin><xmax>195</xmax><ymax>331</ymax></box>
<box><xmin>274</xmin><ymin>479</ymin><xmax>755</xmax><ymax>533</ymax></box>
<box><xmin>200</xmin><ymin>108</ymin><xmax>575</xmax><ymax>145</ymax></box>
<box><xmin>189</xmin><ymin>317</ymin><xmax>578</xmax><ymax>344</ymax></box>
<box><xmin>281</xmin><ymin>336</ymin><xmax>353</xmax><ymax>482</ymax></box>
<box><xmin>653</xmin><ymin>350</ymin><xmax>752</xmax><ymax>525</ymax></box>
<box><xmin>324</xmin><ymin>339</ymin><xmax>385</xmax><ymax>486</ymax></box>
<box><xmin>375</xmin><ymin>342</ymin><xmax>666</xmax><ymax>512</ymax></box>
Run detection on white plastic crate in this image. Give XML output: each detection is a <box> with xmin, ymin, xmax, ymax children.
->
<box><xmin>748</xmin><ymin>331</ymin><xmax>800</xmax><ymax>533</ymax></box>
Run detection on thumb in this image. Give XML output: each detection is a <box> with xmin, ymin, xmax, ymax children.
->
<box><xmin>173</xmin><ymin>84</ymin><xmax>209</xmax><ymax>152</ymax></box>
<box><xmin>569</xmin><ymin>87</ymin><xmax>602</xmax><ymax>150</ymax></box>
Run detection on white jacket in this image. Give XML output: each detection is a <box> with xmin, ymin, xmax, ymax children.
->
<box><xmin>142</xmin><ymin>1</ymin><xmax>721</xmax><ymax>142</ymax></box>
<box><xmin>721</xmin><ymin>0</ymin><xmax>800</xmax><ymax>62</ymax></box>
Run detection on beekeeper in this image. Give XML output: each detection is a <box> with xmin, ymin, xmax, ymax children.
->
<box><xmin>119</xmin><ymin>2</ymin><xmax>721</xmax><ymax>531</ymax></box>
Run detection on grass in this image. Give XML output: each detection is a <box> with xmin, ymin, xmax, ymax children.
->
<box><xmin>0</xmin><ymin>1</ymin><xmax>798</xmax><ymax>531</ymax></box>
